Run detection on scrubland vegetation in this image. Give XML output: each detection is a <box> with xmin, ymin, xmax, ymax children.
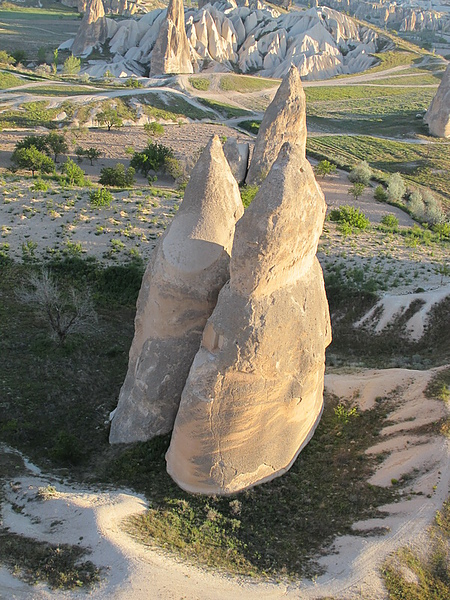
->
<box><xmin>0</xmin><ymin>16</ymin><xmax>449</xmax><ymax>597</ymax></box>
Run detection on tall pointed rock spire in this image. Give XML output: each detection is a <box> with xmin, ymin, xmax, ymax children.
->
<box><xmin>150</xmin><ymin>0</ymin><xmax>193</xmax><ymax>76</ymax></box>
<box><xmin>246</xmin><ymin>65</ymin><xmax>306</xmax><ymax>185</ymax></box>
<box><xmin>109</xmin><ymin>136</ymin><xmax>243</xmax><ymax>444</ymax></box>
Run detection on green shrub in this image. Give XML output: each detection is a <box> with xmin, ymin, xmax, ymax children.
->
<box><xmin>32</xmin><ymin>178</ymin><xmax>49</xmax><ymax>192</ymax></box>
<box><xmin>329</xmin><ymin>205</ymin><xmax>370</xmax><ymax>230</ymax></box>
<box><xmin>60</xmin><ymin>158</ymin><xmax>86</xmax><ymax>187</ymax></box>
<box><xmin>62</xmin><ymin>55</ymin><xmax>81</xmax><ymax>76</ymax></box>
<box><xmin>237</xmin><ymin>120</ymin><xmax>261</xmax><ymax>135</ymax></box>
<box><xmin>387</xmin><ymin>172</ymin><xmax>406</xmax><ymax>203</ymax></box>
<box><xmin>143</xmin><ymin>122</ymin><xmax>165</xmax><ymax>137</ymax></box>
<box><xmin>348</xmin><ymin>160</ymin><xmax>372</xmax><ymax>185</ymax></box>
<box><xmin>130</xmin><ymin>142</ymin><xmax>174</xmax><ymax>177</ymax></box>
<box><xmin>89</xmin><ymin>187</ymin><xmax>113</xmax><ymax>207</ymax></box>
<box><xmin>99</xmin><ymin>163</ymin><xmax>135</xmax><ymax>187</ymax></box>
<box><xmin>240</xmin><ymin>185</ymin><xmax>258</xmax><ymax>208</ymax></box>
<box><xmin>315</xmin><ymin>160</ymin><xmax>337</xmax><ymax>178</ymax></box>
<box><xmin>348</xmin><ymin>182</ymin><xmax>366</xmax><ymax>201</ymax></box>
<box><xmin>0</xmin><ymin>50</ymin><xmax>14</xmax><ymax>65</ymax></box>
<box><xmin>374</xmin><ymin>185</ymin><xmax>388</xmax><ymax>202</ymax></box>
<box><xmin>381</xmin><ymin>214</ymin><xmax>399</xmax><ymax>230</ymax></box>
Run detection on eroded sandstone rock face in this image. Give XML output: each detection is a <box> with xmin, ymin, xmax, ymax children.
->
<box><xmin>150</xmin><ymin>0</ymin><xmax>194</xmax><ymax>75</ymax></box>
<box><xmin>424</xmin><ymin>64</ymin><xmax>450</xmax><ymax>138</ymax></box>
<box><xmin>72</xmin><ymin>0</ymin><xmax>107</xmax><ymax>56</ymax></box>
<box><xmin>223</xmin><ymin>137</ymin><xmax>249</xmax><ymax>184</ymax></box>
<box><xmin>109</xmin><ymin>136</ymin><xmax>243</xmax><ymax>444</ymax></box>
<box><xmin>166</xmin><ymin>142</ymin><xmax>331</xmax><ymax>495</ymax></box>
<box><xmin>246</xmin><ymin>65</ymin><xmax>306</xmax><ymax>185</ymax></box>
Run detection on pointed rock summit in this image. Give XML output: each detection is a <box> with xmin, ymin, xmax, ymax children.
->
<box><xmin>424</xmin><ymin>64</ymin><xmax>450</xmax><ymax>138</ymax></box>
<box><xmin>166</xmin><ymin>142</ymin><xmax>331</xmax><ymax>495</ymax></box>
<box><xmin>72</xmin><ymin>0</ymin><xmax>107</xmax><ymax>57</ymax></box>
<box><xmin>246</xmin><ymin>65</ymin><xmax>306</xmax><ymax>185</ymax></box>
<box><xmin>109</xmin><ymin>136</ymin><xmax>243</xmax><ymax>444</ymax></box>
<box><xmin>150</xmin><ymin>0</ymin><xmax>194</xmax><ymax>76</ymax></box>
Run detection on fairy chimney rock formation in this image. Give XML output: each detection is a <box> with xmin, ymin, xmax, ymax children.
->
<box><xmin>72</xmin><ymin>0</ymin><xmax>107</xmax><ymax>56</ymax></box>
<box><xmin>109</xmin><ymin>136</ymin><xmax>244</xmax><ymax>444</ymax></box>
<box><xmin>223</xmin><ymin>137</ymin><xmax>250</xmax><ymax>184</ymax></box>
<box><xmin>246</xmin><ymin>65</ymin><xmax>306</xmax><ymax>185</ymax></box>
<box><xmin>150</xmin><ymin>0</ymin><xmax>194</xmax><ymax>76</ymax></box>
<box><xmin>424</xmin><ymin>64</ymin><xmax>450</xmax><ymax>138</ymax></box>
<box><xmin>166</xmin><ymin>142</ymin><xmax>332</xmax><ymax>495</ymax></box>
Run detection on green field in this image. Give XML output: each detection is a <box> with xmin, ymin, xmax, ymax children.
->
<box><xmin>306</xmin><ymin>135</ymin><xmax>450</xmax><ymax>205</ymax></box>
<box><xmin>219</xmin><ymin>74</ymin><xmax>279</xmax><ymax>93</ymax></box>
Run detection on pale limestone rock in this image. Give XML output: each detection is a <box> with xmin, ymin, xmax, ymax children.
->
<box><xmin>150</xmin><ymin>0</ymin><xmax>194</xmax><ymax>75</ymax></box>
<box><xmin>109</xmin><ymin>136</ymin><xmax>243</xmax><ymax>444</ymax></box>
<box><xmin>223</xmin><ymin>137</ymin><xmax>249</xmax><ymax>184</ymax></box>
<box><xmin>424</xmin><ymin>64</ymin><xmax>450</xmax><ymax>138</ymax></box>
<box><xmin>246</xmin><ymin>65</ymin><xmax>306</xmax><ymax>185</ymax></box>
<box><xmin>166</xmin><ymin>142</ymin><xmax>331</xmax><ymax>495</ymax></box>
<box><xmin>72</xmin><ymin>0</ymin><xmax>107</xmax><ymax>56</ymax></box>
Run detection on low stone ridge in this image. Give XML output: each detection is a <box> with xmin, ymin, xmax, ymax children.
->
<box><xmin>424</xmin><ymin>64</ymin><xmax>450</xmax><ymax>138</ymax></box>
<box><xmin>166</xmin><ymin>142</ymin><xmax>331</xmax><ymax>495</ymax></box>
<box><xmin>109</xmin><ymin>136</ymin><xmax>243</xmax><ymax>444</ymax></box>
<box><xmin>150</xmin><ymin>0</ymin><xmax>194</xmax><ymax>75</ymax></box>
<box><xmin>246</xmin><ymin>65</ymin><xmax>306</xmax><ymax>185</ymax></box>
<box><xmin>71</xmin><ymin>0</ymin><xmax>108</xmax><ymax>57</ymax></box>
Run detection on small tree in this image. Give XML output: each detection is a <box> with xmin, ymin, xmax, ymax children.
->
<box><xmin>348</xmin><ymin>182</ymin><xmax>366</xmax><ymax>201</ymax></box>
<box><xmin>17</xmin><ymin>270</ymin><xmax>97</xmax><ymax>346</ymax></box>
<box><xmin>96</xmin><ymin>105</ymin><xmax>123</xmax><ymax>131</ymax></box>
<box><xmin>99</xmin><ymin>163</ymin><xmax>135</xmax><ymax>187</ymax></box>
<box><xmin>60</xmin><ymin>158</ymin><xmax>86</xmax><ymax>186</ymax></box>
<box><xmin>130</xmin><ymin>142</ymin><xmax>174</xmax><ymax>177</ymax></box>
<box><xmin>62</xmin><ymin>55</ymin><xmax>81</xmax><ymax>76</ymax></box>
<box><xmin>348</xmin><ymin>160</ymin><xmax>372</xmax><ymax>185</ymax></box>
<box><xmin>387</xmin><ymin>172</ymin><xmax>406</xmax><ymax>203</ymax></box>
<box><xmin>15</xmin><ymin>135</ymin><xmax>49</xmax><ymax>154</ymax></box>
<box><xmin>12</xmin><ymin>49</ymin><xmax>27</xmax><ymax>65</ymax></box>
<box><xmin>84</xmin><ymin>147</ymin><xmax>102</xmax><ymax>165</ymax></box>
<box><xmin>46</xmin><ymin>132</ymin><xmax>68</xmax><ymax>162</ymax></box>
<box><xmin>144</xmin><ymin>122</ymin><xmax>165</xmax><ymax>137</ymax></box>
<box><xmin>11</xmin><ymin>146</ymin><xmax>54</xmax><ymax>177</ymax></box>
<box><xmin>408</xmin><ymin>190</ymin><xmax>425</xmax><ymax>221</ymax></box>
<box><xmin>314</xmin><ymin>159</ymin><xmax>337</xmax><ymax>178</ymax></box>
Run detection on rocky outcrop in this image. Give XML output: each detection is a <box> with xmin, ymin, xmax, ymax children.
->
<box><xmin>166</xmin><ymin>142</ymin><xmax>331</xmax><ymax>495</ymax></box>
<box><xmin>223</xmin><ymin>137</ymin><xmax>249</xmax><ymax>184</ymax></box>
<box><xmin>78</xmin><ymin>4</ymin><xmax>381</xmax><ymax>80</ymax></box>
<box><xmin>150</xmin><ymin>0</ymin><xmax>194</xmax><ymax>75</ymax></box>
<box><xmin>71</xmin><ymin>0</ymin><xmax>107</xmax><ymax>57</ymax></box>
<box><xmin>246</xmin><ymin>65</ymin><xmax>306</xmax><ymax>185</ymax></box>
<box><xmin>109</xmin><ymin>136</ymin><xmax>243</xmax><ymax>444</ymax></box>
<box><xmin>424</xmin><ymin>64</ymin><xmax>450</xmax><ymax>138</ymax></box>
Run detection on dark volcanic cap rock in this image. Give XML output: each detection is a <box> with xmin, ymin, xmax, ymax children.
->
<box><xmin>150</xmin><ymin>0</ymin><xmax>194</xmax><ymax>75</ymax></box>
<box><xmin>424</xmin><ymin>64</ymin><xmax>450</xmax><ymax>138</ymax></box>
<box><xmin>166</xmin><ymin>143</ymin><xmax>331</xmax><ymax>495</ymax></box>
<box><xmin>109</xmin><ymin>135</ymin><xmax>243</xmax><ymax>444</ymax></box>
<box><xmin>246</xmin><ymin>65</ymin><xmax>307</xmax><ymax>185</ymax></box>
<box><xmin>72</xmin><ymin>0</ymin><xmax>107</xmax><ymax>57</ymax></box>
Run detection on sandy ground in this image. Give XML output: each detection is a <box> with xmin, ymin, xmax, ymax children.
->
<box><xmin>1</xmin><ymin>366</ymin><xmax>448</xmax><ymax>600</ymax></box>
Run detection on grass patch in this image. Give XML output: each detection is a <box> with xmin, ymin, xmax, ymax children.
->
<box><xmin>425</xmin><ymin>368</ymin><xmax>450</xmax><ymax>403</ymax></box>
<box><xmin>18</xmin><ymin>85</ymin><xmax>96</xmax><ymax>97</ymax></box>
<box><xmin>306</xmin><ymin>135</ymin><xmax>450</xmax><ymax>205</ymax></box>
<box><xmin>139</xmin><ymin>92</ymin><xmax>214</xmax><ymax>121</ymax></box>
<box><xmin>189</xmin><ymin>77</ymin><xmax>210</xmax><ymax>91</ymax></box>
<box><xmin>237</xmin><ymin>119</ymin><xmax>261</xmax><ymax>134</ymax></box>
<box><xmin>0</xmin><ymin>100</ymin><xmax>62</xmax><ymax>128</ymax></box>
<box><xmin>119</xmin><ymin>393</ymin><xmax>396</xmax><ymax>579</ymax></box>
<box><xmin>0</xmin><ymin>530</ymin><xmax>100</xmax><ymax>589</ymax></box>
<box><xmin>0</xmin><ymin>70</ymin><xmax>25</xmax><ymax>89</ymax></box>
<box><xmin>219</xmin><ymin>74</ymin><xmax>279</xmax><ymax>93</ymax></box>
<box><xmin>382</xmin><ymin>498</ymin><xmax>450</xmax><ymax>599</ymax></box>
<box><xmin>197</xmin><ymin>98</ymin><xmax>252</xmax><ymax>119</ymax></box>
